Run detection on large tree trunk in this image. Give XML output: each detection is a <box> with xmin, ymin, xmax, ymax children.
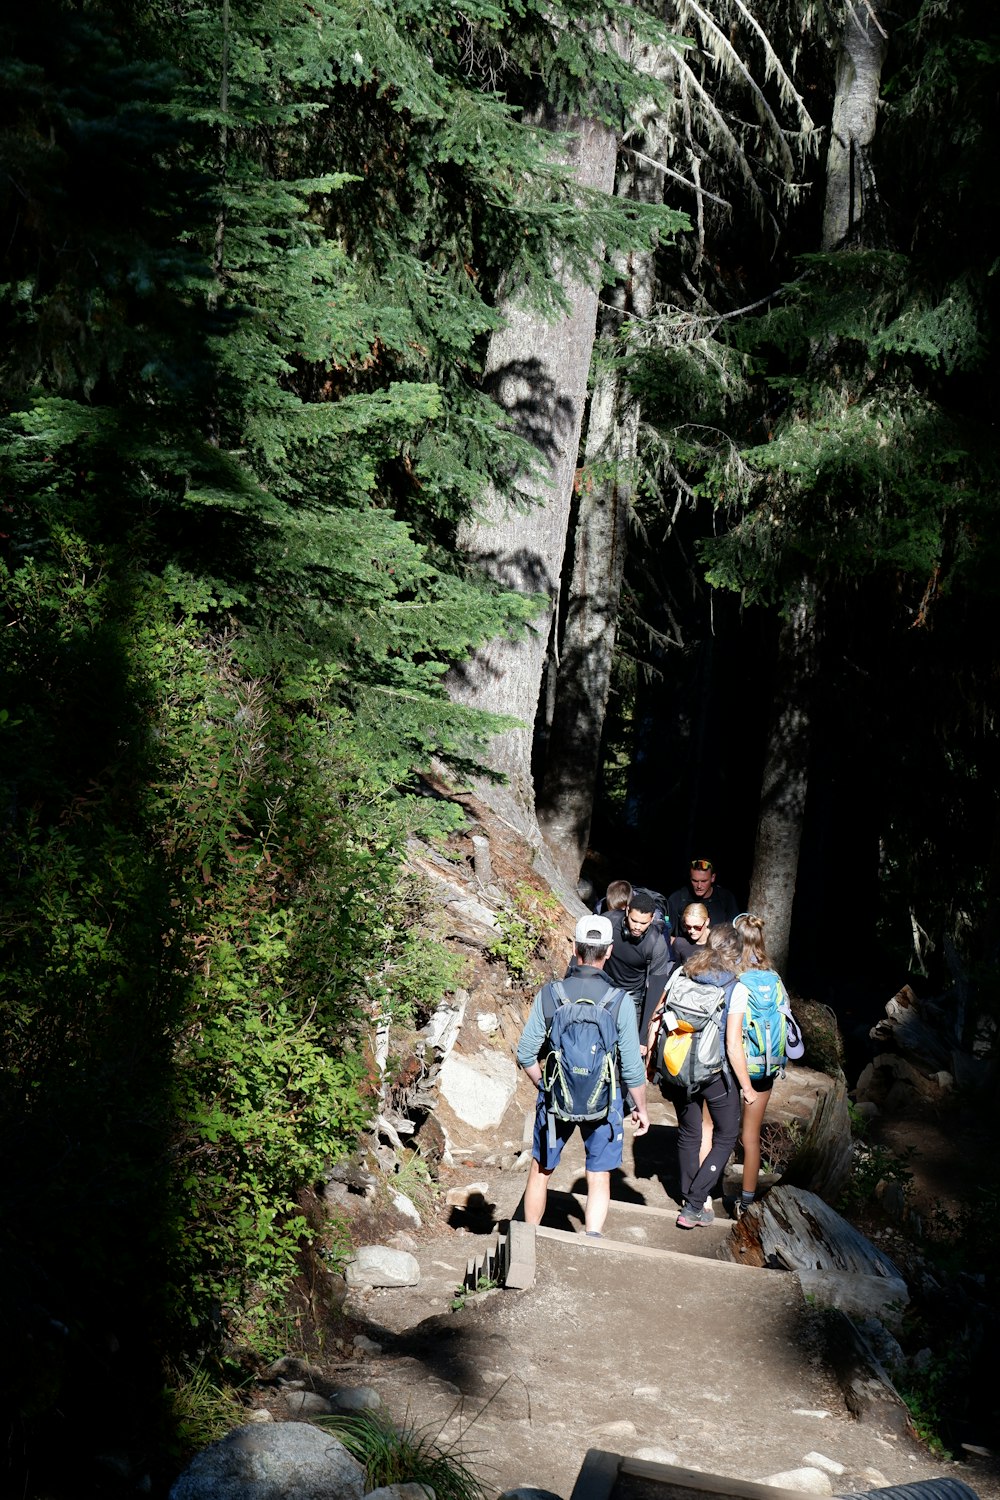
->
<box><xmin>535</xmin><ymin>122</ymin><xmax>661</xmax><ymax>882</ymax></box>
<box><xmin>448</xmin><ymin>112</ymin><xmax>620</xmax><ymax>855</ymax></box>
<box><xmin>821</xmin><ymin>1</ymin><xmax>888</xmax><ymax>253</ymax></box>
<box><xmin>534</xmin><ymin>374</ymin><xmax>633</xmax><ymax>880</ymax></box>
<box><xmin>748</xmin><ymin>578</ymin><xmax>819</xmax><ymax>975</ymax></box>
<box><xmin>749</xmin><ymin>3</ymin><xmax>887</xmax><ymax>973</ymax></box>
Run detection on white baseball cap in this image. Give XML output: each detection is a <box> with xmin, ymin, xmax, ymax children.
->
<box><xmin>575</xmin><ymin>913</ymin><xmax>613</xmax><ymax>946</ymax></box>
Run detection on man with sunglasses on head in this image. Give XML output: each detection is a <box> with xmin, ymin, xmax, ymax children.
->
<box><xmin>666</xmin><ymin>859</ymin><xmax>739</xmax><ymax>946</ymax></box>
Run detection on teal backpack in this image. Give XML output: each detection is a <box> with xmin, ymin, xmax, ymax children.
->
<box><xmin>739</xmin><ymin>969</ymin><xmax>794</xmax><ymax>1080</ymax></box>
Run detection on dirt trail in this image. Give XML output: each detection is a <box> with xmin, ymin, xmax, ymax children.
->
<box><xmin>332</xmin><ymin>1084</ymin><xmax>997</xmax><ymax>1500</ymax></box>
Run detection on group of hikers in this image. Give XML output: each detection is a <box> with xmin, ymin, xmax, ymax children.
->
<box><xmin>516</xmin><ymin>860</ymin><xmax>802</xmax><ymax>1236</ymax></box>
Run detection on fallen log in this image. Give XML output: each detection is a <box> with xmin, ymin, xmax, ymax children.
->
<box><xmin>781</xmin><ymin>1073</ymin><xmax>852</xmax><ymax>1203</ymax></box>
<box><xmin>868</xmin><ymin>985</ymin><xmax>957</xmax><ymax>1073</ymax></box>
<box><xmin>818</xmin><ymin>1306</ymin><xmax>912</xmax><ymax>1438</ymax></box>
<box><xmin>720</xmin><ymin>1185</ymin><xmax>909</xmax><ymax>1325</ymax></box>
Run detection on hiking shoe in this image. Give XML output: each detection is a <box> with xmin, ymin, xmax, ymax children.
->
<box><xmin>676</xmin><ymin>1203</ymin><xmax>714</xmax><ymax>1229</ymax></box>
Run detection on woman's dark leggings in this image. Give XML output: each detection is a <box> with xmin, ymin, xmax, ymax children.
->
<box><xmin>666</xmin><ymin>1071</ymin><xmax>740</xmax><ymax>1211</ymax></box>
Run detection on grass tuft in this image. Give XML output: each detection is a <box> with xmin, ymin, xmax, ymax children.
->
<box><xmin>166</xmin><ymin>1364</ymin><xmax>245</xmax><ymax>1458</ymax></box>
<box><xmin>316</xmin><ymin>1409</ymin><xmax>487</xmax><ymax>1500</ymax></box>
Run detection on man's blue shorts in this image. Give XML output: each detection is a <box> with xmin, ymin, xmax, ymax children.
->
<box><xmin>532</xmin><ymin>1092</ymin><xmax>625</xmax><ymax>1173</ymax></box>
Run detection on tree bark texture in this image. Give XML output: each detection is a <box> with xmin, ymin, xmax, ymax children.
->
<box><xmin>535</xmin><ymin>378</ymin><xmax>633</xmax><ymax>878</ymax></box>
<box><xmin>748</xmin><ymin>578</ymin><xmax>818</xmax><ymax>976</ymax></box>
<box><xmin>448</xmin><ymin>113</ymin><xmax>620</xmax><ymax>843</ymax></box>
<box><xmin>821</xmin><ymin>2</ymin><xmax>888</xmax><ymax>252</ymax></box>
<box><xmin>536</xmin><ymin>113</ymin><xmax>661</xmax><ymax>881</ymax></box>
<box><xmin>750</xmin><ymin>7</ymin><xmax>887</xmax><ymax>970</ymax></box>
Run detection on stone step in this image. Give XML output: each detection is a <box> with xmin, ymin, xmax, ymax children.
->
<box><xmin>540</xmin><ymin>1189</ymin><xmax>736</xmax><ymax>1259</ymax></box>
<box><xmin>528</xmin><ymin>1097</ymin><xmax>723</xmax><ymax>1214</ymax></box>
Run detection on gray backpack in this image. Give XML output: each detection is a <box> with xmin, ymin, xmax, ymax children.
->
<box><xmin>652</xmin><ymin>969</ymin><xmax>727</xmax><ymax>1097</ymax></box>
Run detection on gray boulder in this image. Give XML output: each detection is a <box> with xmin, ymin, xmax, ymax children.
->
<box><xmin>169</xmin><ymin>1421</ymin><xmax>366</xmax><ymax>1500</ymax></box>
<box><xmin>329</xmin><ymin>1386</ymin><xmax>382</xmax><ymax>1414</ymax></box>
<box><xmin>437</xmin><ymin>1049</ymin><xmax>517</xmax><ymax>1129</ymax></box>
<box><xmin>366</xmin><ymin>1487</ymin><xmax>435</xmax><ymax>1500</ymax></box>
<box><xmin>761</xmin><ymin>1469</ymin><xmax>832</xmax><ymax>1495</ymax></box>
<box><xmin>497</xmin><ymin>1490</ymin><xmax>563</xmax><ymax>1500</ymax></box>
<box><xmin>346</xmin><ymin>1245</ymin><xmax>420</xmax><ymax>1288</ymax></box>
<box><xmin>284</xmin><ymin>1392</ymin><xmax>331</xmax><ymax>1417</ymax></box>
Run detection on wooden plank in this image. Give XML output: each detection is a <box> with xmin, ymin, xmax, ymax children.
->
<box><xmin>572</xmin><ymin>1451</ymin><xmax>830</xmax><ymax>1500</ymax></box>
<box><xmin>535</xmin><ymin>1226</ymin><xmax>786</xmax><ymax>1277</ymax></box>
<box><xmin>547</xmin><ymin>1189</ymin><xmax>686</xmax><ymax>1220</ymax></box>
<box><xmin>570</xmin><ymin>1447</ymin><xmax>621</xmax><ymax>1500</ymax></box>
<box><xmin>503</xmin><ymin>1220</ymin><xmax>536</xmax><ymax>1290</ymax></box>
<box><xmin>536</xmin><ymin>1227</ymin><xmax>701</xmax><ymax>1261</ymax></box>
<box><xmin>619</xmin><ymin>1457</ymin><xmax>829</xmax><ymax>1500</ymax></box>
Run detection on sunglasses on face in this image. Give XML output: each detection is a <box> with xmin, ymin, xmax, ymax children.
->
<box><xmin>686</xmin><ymin>920</ymin><xmax>708</xmax><ymax>930</ymax></box>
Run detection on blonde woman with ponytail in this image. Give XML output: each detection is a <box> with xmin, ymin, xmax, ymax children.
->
<box><xmin>726</xmin><ymin>913</ymin><xmax>788</xmax><ymax>1219</ymax></box>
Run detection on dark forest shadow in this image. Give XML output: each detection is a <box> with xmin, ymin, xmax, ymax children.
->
<box><xmin>631</xmin><ymin>1120</ymin><xmax>681</xmax><ymax>1204</ymax></box>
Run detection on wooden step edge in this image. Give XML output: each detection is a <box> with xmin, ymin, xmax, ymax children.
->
<box><xmin>572</xmin><ymin>1449</ymin><xmax>830</xmax><ymax>1500</ymax></box>
<box><xmin>535</xmin><ymin>1225</ymin><xmax>767</xmax><ymax>1272</ymax></box>
<box><xmin>547</xmin><ymin>1188</ymin><xmax>734</xmax><ymax>1221</ymax></box>
<box><xmin>536</xmin><ymin>1226</ymin><xmax>713</xmax><ymax>1260</ymax></box>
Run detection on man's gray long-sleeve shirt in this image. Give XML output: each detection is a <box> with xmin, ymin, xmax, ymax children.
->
<box><xmin>516</xmin><ymin>964</ymin><xmax>646</xmax><ymax>1090</ymax></box>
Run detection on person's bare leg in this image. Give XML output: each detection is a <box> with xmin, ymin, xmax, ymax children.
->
<box><xmin>584</xmin><ymin>1169</ymin><xmax>611</xmax><ymax>1233</ymax></box>
<box><xmin>699</xmin><ymin>1100</ymin><xmax>713</xmax><ymax>1166</ymax></box>
<box><xmin>523</xmin><ymin>1157</ymin><xmax>552</xmax><ymax>1225</ymax></box>
<box><xmin>739</xmin><ymin>1090</ymin><xmax>769</xmax><ymax>1196</ymax></box>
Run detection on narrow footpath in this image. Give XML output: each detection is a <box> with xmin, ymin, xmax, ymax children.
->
<box><xmin>331</xmin><ymin>1085</ymin><xmax>993</xmax><ymax>1500</ymax></box>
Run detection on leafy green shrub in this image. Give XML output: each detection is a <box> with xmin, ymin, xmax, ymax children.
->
<box><xmin>0</xmin><ymin>560</ymin><xmax>473</xmax><ymax>1385</ymax></box>
<box><xmin>488</xmin><ymin>882</ymin><xmax>561</xmax><ymax>983</ymax></box>
<box><xmin>838</xmin><ymin>1141</ymin><xmax>913</xmax><ymax>1213</ymax></box>
<box><xmin>895</xmin><ymin>1350</ymin><xmax>956</xmax><ymax>1459</ymax></box>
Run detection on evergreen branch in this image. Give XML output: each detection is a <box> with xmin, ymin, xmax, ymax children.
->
<box><xmin>621</xmin><ymin>146</ymin><xmax>732</xmax><ymax>208</ymax></box>
<box><xmin>678</xmin><ymin>61</ymin><xmax>774</xmax><ymax>232</ymax></box>
<box><xmin>679</xmin><ymin>0</ymin><xmax>797</xmax><ymax>179</ymax></box>
<box><xmin>728</xmin><ymin>0</ymin><xmax>818</xmax><ymax>134</ymax></box>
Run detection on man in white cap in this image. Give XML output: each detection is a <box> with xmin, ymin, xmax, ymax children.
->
<box><xmin>516</xmin><ymin>913</ymin><xmax>649</xmax><ymax>1236</ymax></box>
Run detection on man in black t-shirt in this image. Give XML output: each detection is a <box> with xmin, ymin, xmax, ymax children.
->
<box><xmin>665</xmin><ymin>859</ymin><xmax>739</xmax><ymax>941</ymax></box>
<box><xmin>604</xmin><ymin>890</ymin><xmax>674</xmax><ymax>1039</ymax></box>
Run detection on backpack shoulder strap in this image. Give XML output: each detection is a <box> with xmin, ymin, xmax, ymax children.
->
<box><xmin>664</xmin><ymin>966</ymin><xmax>684</xmax><ymax>997</ymax></box>
<box><xmin>541</xmin><ymin>979</ymin><xmax>569</xmax><ymax>1023</ymax></box>
<box><xmin>598</xmin><ymin>986</ymin><xmax>628</xmax><ymax>1024</ymax></box>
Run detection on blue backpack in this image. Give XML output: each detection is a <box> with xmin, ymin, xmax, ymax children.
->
<box><xmin>739</xmin><ymin>969</ymin><xmax>793</xmax><ymax>1080</ymax></box>
<box><xmin>540</xmin><ymin>981</ymin><xmax>627</xmax><ymax>1148</ymax></box>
